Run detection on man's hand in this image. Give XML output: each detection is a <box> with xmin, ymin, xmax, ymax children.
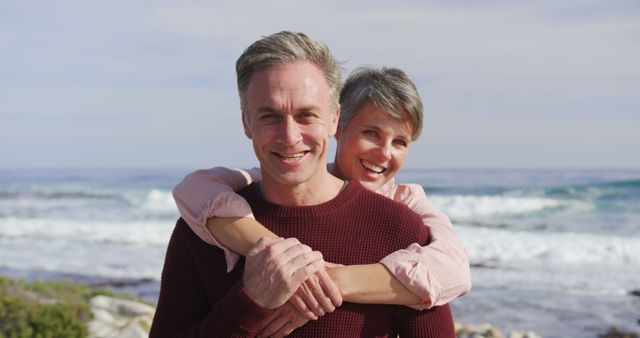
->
<box><xmin>243</xmin><ymin>237</ymin><xmax>324</xmax><ymax>309</ymax></box>
<box><xmin>257</xmin><ymin>301</ymin><xmax>310</xmax><ymax>338</ymax></box>
<box><xmin>288</xmin><ymin>265</ymin><xmax>343</xmax><ymax>319</ymax></box>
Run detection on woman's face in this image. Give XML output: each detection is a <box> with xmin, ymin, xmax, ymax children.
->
<box><xmin>334</xmin><ymin>101</ymin><xmax>413</xmax><ymax>191</ymax></box>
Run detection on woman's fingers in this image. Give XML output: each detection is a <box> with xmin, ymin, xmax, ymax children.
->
<box><xmin>289</xmin><ymin>292</ymin><xmax>317</xmax><ymax>320</ymax></box>
<box><xmin>257</xmin><ymin>306</ymin><xmax>292</xmax><ymax>338</ymax></box>
<box><xmin>304</xmin><ymin>275</ymin><xmax>334</xmax><ymax>314</ymax></box>
<box><xmin>317</xmin><ymin>267</ymin><xmax>343</xmax><ymax>307</ymax></box>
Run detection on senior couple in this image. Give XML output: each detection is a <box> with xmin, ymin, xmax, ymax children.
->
<box><xmin>150</xmin><ymin>31</ymin><xmax>471</xmax><ymax>337</ymax></box>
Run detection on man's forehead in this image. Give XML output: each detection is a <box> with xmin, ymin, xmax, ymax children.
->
<box><xmin>246</xmin><ymin>62</ymin><xmax>332</xmax><ymax>112</ymax></box>
<box><xmin>250</xmin><ymin>62</ymin><xmax>326</xmax><ymax>86</ymax></box>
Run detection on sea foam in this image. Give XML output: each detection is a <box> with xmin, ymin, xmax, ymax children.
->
<box><xmin>0</xmin><ymin>217</ymin><xmax>174</xmax><ymax>246</ymax></box>
<box><xmin>432</xmin><ymin>195</ymin><xmax>593</xmax><ymax>219</ymax></box>
<box><xmin>139</xmin><ymin>189</ymin><xmax>178</xmax><ymax>212</ymax></box>
<box><xmin>457</xmin><ymin>225</ymin><xmax>640</xmax><ymax>266</ymax></box>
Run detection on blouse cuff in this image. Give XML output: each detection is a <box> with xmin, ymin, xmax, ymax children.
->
<box><xmin>379</xmin><ymin>243</ymin><xmax>440</xmax><ymax>310</ymax></box>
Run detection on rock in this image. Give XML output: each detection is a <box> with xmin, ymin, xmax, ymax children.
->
<box><xmin>510</xmin><ymin>330</ymin><xmax>543</xmax><ymax>338</ymax></box>
<box><xmin>91</xmin><ymin>295</ymin><xmax>155</xmax><ymax>316</ymax></box>
<box><xmin>88</xmin><ymin>295</ymin><xmax>154</xmax><ymax>338</ymax></box>
<box><xmin>469</xmin><ymin>261</ymin><xmax>498</xmax><ymax>269</ymax></box>
<box><xmin>455</xmin><ymin>323</ymin><xmax>544</xmax><ymax>338</ymax></box>
<box><xmin>598</xmin><ymin>326</ymin><xmax>639</xmax><ymax>338</ymax></box>
<box><xmin>455</xmin><ymin>323</ymin><xmax>504</xmax><ymax>338</ymax></box>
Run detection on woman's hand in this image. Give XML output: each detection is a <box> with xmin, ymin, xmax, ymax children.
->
<box><xmin>288</xmin><ymin>262</ymin><xmax>343</xmax><ymax>319</ymax></box>
<box><xmin>257</xmin><ymin>301</ymin><xmax>310</xmax><ymax>338</ymax></box>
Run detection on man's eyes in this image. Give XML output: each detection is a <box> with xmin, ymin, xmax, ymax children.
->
<box><xmin>258</xmin><ymin>114</ymin><xmax>281</xmax><ymax>121</ymax></box>
<box><xmin>298</xmin><ymin>112</ymin><xmax>316</xmax><ymax>119</ymax></box>
<box><xmin>295</xmin><ymin>112</ymin><xmax>320</xmax><ymax>123</ymax></box>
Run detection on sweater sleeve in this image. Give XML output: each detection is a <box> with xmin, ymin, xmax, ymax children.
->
<box><xmin>172</xmin><ymin>167</ymin><xmax>262</xmax><ymax>271</ymax></box>
<box><xmin>379</xmin><ymin>184</ymin><xmax>471</xmax><ymax>309</ymax></box>
<box><xmin>149</xmin><ymin>219</ymin><xmax>273</xmax><ymax>337</ymax></box>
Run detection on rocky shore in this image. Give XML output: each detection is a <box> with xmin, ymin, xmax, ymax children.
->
<box><xmin>2</xmin><ymin>273</ymin><xmax>545</xmax><ymax>338</ymax></box>
<box><xmin>455</xmin><ymin>323</ymin><xmax>542</xmax><ymax>338</ymax></box>
<box><xmin>3</xmin><ymin>275</ymin><xmax>638</xmax><ymax>338</ymax></box>
<box><xmin>0</xmin><ymin>276</ymin><xmax>153</xmax><ymax>337</ymax></box>
<box><xmin>88</xmin><ymin>295</ymin><xmax>154</xmax><ymax>338</ymax></box>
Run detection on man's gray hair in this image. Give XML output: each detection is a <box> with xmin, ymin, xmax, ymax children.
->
<box><xmin>339</xmin><ymin>67</ymin><xmax>424</xmax><ymax>140</ymax></box>
<box><xmin>236</xmin><ymin>31</ymin><xmax>342</xmax><ymax>112</ymax></box>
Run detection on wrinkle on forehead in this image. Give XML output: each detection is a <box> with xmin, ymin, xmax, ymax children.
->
<box><xmin>247</xmin><ymin>62</ymin><xmax>330</xmax><ymax>109</ymax></box>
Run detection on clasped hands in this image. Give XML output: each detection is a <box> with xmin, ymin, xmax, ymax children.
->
<box><xmin>242</xmin><ymin>237</ymin><xmax>343</xmax><ymax>337</ymax></box>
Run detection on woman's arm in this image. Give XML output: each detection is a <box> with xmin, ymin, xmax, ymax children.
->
<box><xmin>174</xmin><ymin>169</ymin><xmax>466</xmax><ymax>309</ymax></box>
<box><xmin>326</xmin><ymin>263</ymin><xmax>421</xmax><ymax>305</ymax></box>
<box><xmin>378</xmin><ymin>183</ymin><xmax>472</xmax><ymax>308</ymax></box>
<box><xmin>206</xmin><ymin>221</ymin><xmax>424</xmax><ymax>307</ymax></box>
<box><xmin>173</xmin><ymin>167</ymin><xmax>340</xmax><ymax>319</ymax></box>
<box><xmin>173</xmin><ymin>167</ymin><xmax>266</xmax><ymax>270</ymax></box>
<box><xmin>204</xmin><ymin>217</ymin><xmax>277</xmax><ymax>257</ymax></box>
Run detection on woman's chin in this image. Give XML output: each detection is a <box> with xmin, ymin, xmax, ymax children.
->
<box><xmin>356</xmin><ymin>179</ymin><xmax>384</xmax><ymax>192</ymax></box>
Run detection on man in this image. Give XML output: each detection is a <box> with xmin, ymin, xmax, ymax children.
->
<box><xmin>150</xmin><ymin>31</ymin><xmax>454</xmax><ymax>337</ymax></box>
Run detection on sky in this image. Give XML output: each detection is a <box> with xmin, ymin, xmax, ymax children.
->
<box><xmin>1</xmin><ymin>0</ymin><xmax>639</xmax><ymax>169</ymax></box>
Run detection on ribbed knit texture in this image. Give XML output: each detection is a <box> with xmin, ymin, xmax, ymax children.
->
<box><xmin>150</xmin><ymin>181</ymin><xmax>455</xmax><ymax>337</ymax></box>
<box><xmin>237</xmin><ymin>181</ymin><xmax>455</xmax><ymax>337</ymax></box>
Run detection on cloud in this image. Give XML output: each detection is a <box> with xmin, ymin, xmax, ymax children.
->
<box><xmin>1</xmin><ymin>0</ymin><xmax>638</xmax><ymax>168</ymax></box>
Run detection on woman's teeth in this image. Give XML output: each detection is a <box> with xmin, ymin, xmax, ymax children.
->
<box><xmin>361</xmin><ymin>160</ymin><xmax>385</xmax><ymax>174</ymax></box>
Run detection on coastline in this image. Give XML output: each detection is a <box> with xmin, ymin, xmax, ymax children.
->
<box><xmin>2</xmin><ymin>168</ymin><xmax>639</xmax><ymax>337</ymax></box>
<box><xmin>2</xmin><ymin>269</ymin><xmax>638</xmax><ymax>338</ymax></box>
<box><xmin>0</xmin><ymin>267</ymin><xmax>159</xmax><ymax>305</ymax></box>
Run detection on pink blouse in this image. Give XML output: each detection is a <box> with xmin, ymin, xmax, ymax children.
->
<box><xmin>173</xmin><ymin>167</ymin><xmax>471</xmax><ymax>309</ymax></box>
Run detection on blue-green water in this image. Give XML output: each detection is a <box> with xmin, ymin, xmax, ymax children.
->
<box><xmin>1</xmin><ymin>168</ymin><xmax>638</xmax><ymax>337</ymax></box>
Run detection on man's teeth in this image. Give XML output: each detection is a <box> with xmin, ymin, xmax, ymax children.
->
<box><xmin>279</xmin><ymin>152</ymin><xmax>306</xmax><ymax>159</ymax></box>
<box><xmin>361</xmin><ymin>160</ymin><xmax>385</xmax><ymax>174</ymax></box>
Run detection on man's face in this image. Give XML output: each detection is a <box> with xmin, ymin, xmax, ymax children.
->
<box><xmin>243</xmin><ymin>62</ymin><xmax>339</xmax><ymax>188</ymax></box>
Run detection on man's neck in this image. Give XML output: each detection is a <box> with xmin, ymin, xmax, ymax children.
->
<box><xmin>260</xmin><ymin>170</ymin><xmax>345</xmax><ymax>207</ymax></box>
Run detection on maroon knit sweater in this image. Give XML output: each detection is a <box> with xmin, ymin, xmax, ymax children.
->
<box><xmin>150</xmin><ymin>182</ymin><xmax>455</xmax><ymax>337</ymax></box>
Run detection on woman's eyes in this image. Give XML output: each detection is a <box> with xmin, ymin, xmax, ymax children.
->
<box><xmin>362</xmin><ymin>129</ymin><xmax>409</xmax><ymax>147</ymax></box>
<box><xmin>363</xmin><ymin>130</ymin><xmax>378</xmax><ymax>137</ymax></box>
<box><xmin>393</xmin><ymin>139</ymin><xmax>408</xmax><ymax>147</ymax></box>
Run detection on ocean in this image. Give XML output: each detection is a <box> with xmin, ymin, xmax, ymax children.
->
<box><xmin>0</xmin><ymin>168</ymin><xmax>638</xmax><ymax>337</ymax></box>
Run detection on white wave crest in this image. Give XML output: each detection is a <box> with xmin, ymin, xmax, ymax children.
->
<box><xmin>123</xmin><ymin>189</ymin><xmax>177</xmax><ymax>214</ymax></box>
<box><xmin>0</xmin><ymin>217</ymin><xmax>174</xmax><ymax>246</ymax></box>
<box><xmin>431</xmin><ymin>195</ymin><xmax>591</xmax><ymax>219</ymax></box>
<box><xmin>0</xmin><ymin>239</ymin><xmax>165</xmax><ymax>280</ymax></box>
<box><xmin>458</xmin><ymin>225</ymin><xmax>640</xmax><ymax>265</ymax></box>
<box><xmin>0</xmin><ymin>217</ymin><xmax>178</xmax><ymax>280</ymax></box>
<box><xmin>140</xmin><ymin>189</ymin><xmax>178</xmax><ymax>212</ymax></box>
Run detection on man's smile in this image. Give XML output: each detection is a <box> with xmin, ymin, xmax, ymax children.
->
<box><xmin>273</xmin><ymin>151</ymin><xmax>308</xmax><ymax>160</ymax></box>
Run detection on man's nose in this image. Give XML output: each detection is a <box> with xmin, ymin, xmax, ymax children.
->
<box><xmin>277</xmin><ymin>117</ymin><xmax>303</xmax><ymax>146</ymax></box>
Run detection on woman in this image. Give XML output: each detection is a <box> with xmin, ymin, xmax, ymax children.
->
<box><xmin>173</xmin><ymin>67</ymin><xmax>471</xmax><ymax>336</ymax></box>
